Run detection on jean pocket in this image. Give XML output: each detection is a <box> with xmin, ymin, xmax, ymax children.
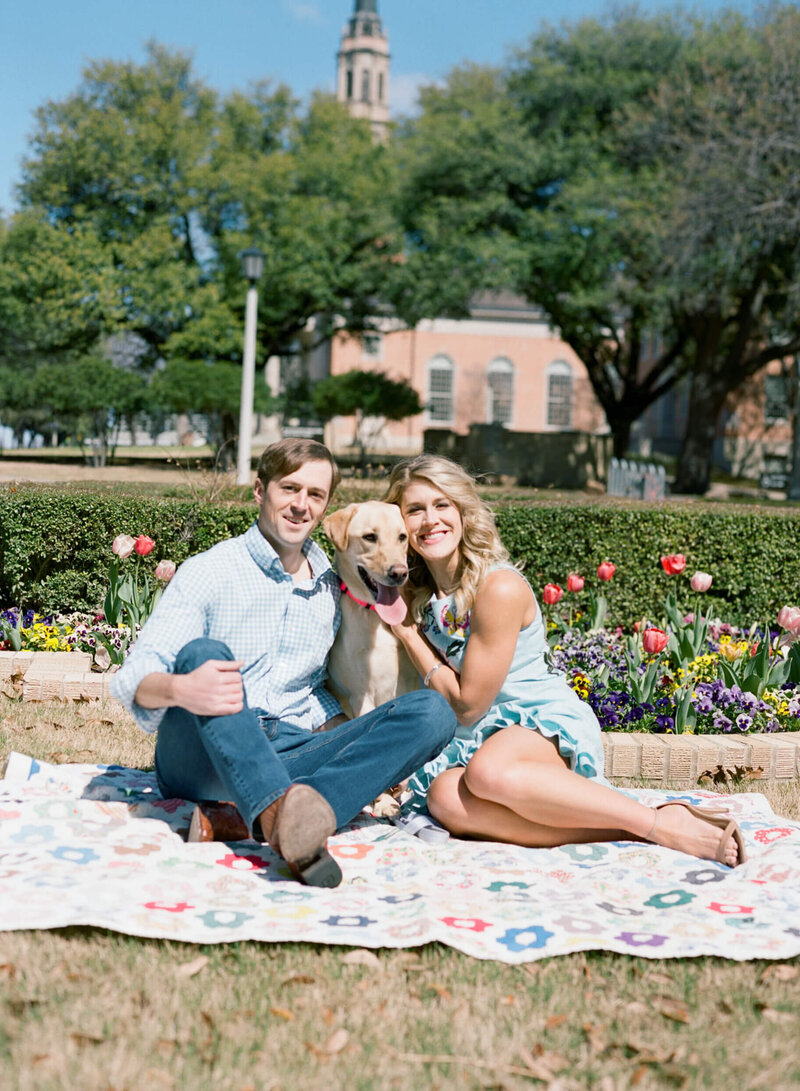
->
<box><xmin>258</xmin><ymin>716</ymin><xmax>279</xmax><ymax>741</ymax></box>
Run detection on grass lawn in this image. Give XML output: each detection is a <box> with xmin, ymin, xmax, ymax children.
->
<box><xmin>1</xmin><ymin>697</ymin><xmax>799</xmax><ymax>1089</ymax></box>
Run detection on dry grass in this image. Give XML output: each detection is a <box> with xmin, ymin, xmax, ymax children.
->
<box><xmin>1</xmin><ymin>696</ymin><xmax>799</xmax><ymax>1091</ymax></box>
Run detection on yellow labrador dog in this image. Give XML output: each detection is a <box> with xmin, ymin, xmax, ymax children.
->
<box><xmin>322</xmin><ymin>501</ymin><xmax>420</xmax><ymax>719</ymax></box>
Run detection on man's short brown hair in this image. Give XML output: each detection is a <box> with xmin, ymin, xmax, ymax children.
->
<box><xmin>256</xmin><ymin>438</ymin><xmax>341</xmax><ymax>497</ymax></box>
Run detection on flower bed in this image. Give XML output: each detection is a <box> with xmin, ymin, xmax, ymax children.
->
<box><xmin>4</xmin><ymin>536</ymin><xmax>800</xmax><ymax>737</ymax></box>
<box><xmin>550</xmin><ymin>624</ymin><xmax>800</xmax><ymax>735</ymax></box>
<box><xmin>0</xmin><ymin>608</ymin><xmax>136</xmax><ymax>669</ymax></box>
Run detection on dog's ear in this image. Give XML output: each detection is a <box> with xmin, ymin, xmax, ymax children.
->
<box><xmin>322</xmin><ymin>504</ymin><xmax>356</xmax><ymax>550</ymax></box>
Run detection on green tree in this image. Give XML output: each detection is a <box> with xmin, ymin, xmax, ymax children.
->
<box><xmin>312</xmin><ymin>369</ymin><xmax>423</xmax><ymax>465</ymax></box>
<box><xmin>32</xmin><ymin>355</ymin><xmax>146</xmax><ymax>466</ymax></box>
<box><xmin>12</xmin><ymin>45</ymin><xmax>410</xmax><ymax>455</ymax></box>
<box><xmin>395</xmin><ymin>7</ymin><xmax>800</xmax><ymax>490</ymax></box>
<box><xmin>149</xmin><ymin>359</ymin><xmax>272</xmax><ymax>460</ymax></box>
<box><xmin>636</xmin><ymin>7</ymin><xmax>800</xmax><ymax>492</ymax></box>
<box><xmin>394</xmin><ymin>21</ymin><xmax>692</xmax><ymax>457</ymax></box>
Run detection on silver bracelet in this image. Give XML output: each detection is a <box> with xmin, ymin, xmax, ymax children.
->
<box><xmin>423</xmin><ymin>663</ymin><xmax>443</xmax><ymax>688</ymax></box>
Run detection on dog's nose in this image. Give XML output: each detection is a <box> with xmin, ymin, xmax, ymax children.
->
<box><xmin>387</xmin><ymin>565</ymin><xmax>408</xmax><ymax>585</ymax></box>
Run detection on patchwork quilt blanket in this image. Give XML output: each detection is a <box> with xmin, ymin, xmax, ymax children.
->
<box><xmin>1</xmin><ymin>752</ymin><xmax>799</xmax><ymax>964</ymax></box>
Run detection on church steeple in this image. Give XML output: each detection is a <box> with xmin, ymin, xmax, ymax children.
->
<box><xmin>337</xmin><ymin>0</ymin><xmax>390</xmax><ymax>142</ymax></box>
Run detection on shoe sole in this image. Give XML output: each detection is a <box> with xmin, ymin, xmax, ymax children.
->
<box><xmin>277</xmin><ymin>785</ymin><xmax>341</xmax><ymax>887</ymax></box>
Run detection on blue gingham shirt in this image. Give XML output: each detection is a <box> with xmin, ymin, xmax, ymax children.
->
<box><xmin>110</xmin><ymin>522</ymin><xmax>342</xmax><ymax>734</ymax></box>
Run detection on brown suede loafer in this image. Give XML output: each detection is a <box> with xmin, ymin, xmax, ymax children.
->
<box><xmin>188</xmin><ymin>801</ymin><xmax>250</xmax><ymax>843</ymax></box>
<box><xmin>259</xmin><ymin>784</ymin><xmax>342</xmax><ymax>888</ymax></box>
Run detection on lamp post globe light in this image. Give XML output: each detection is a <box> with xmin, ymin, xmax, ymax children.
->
<box><xmin>236</xmin><ymin>247</ymin><xmax>265</xmax><ymax>486</ymax></box>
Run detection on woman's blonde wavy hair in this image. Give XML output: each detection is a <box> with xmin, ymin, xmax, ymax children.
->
<box><xmin>384</xmin><ymin>454</ymin><xmax>510</xmax><ymax>623</ymax></box>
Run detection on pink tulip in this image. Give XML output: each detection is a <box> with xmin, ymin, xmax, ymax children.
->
<box><xmin>642</xmin><ymin>627</ymin><xmax>668</xmax><ymax>655</ymax></box>
<box><xmin>567</xmin><ymin>573</ymin><xmax>585</xmax><ymax>592</ymax></box>
<box><xmin>690</xmin><ymin>571</ymin><xmax>713</xmax><ymax>593</ymax></box>
<box><xmin>134</xmin><ymin>535</ymin><xmax>156</xmax><ymax>557</ymax></box>
<box><xmin>112</xmin><ymin>534</ymin><xmax>136</xmax><ymax>559</ymax></box>
<box><xmin>154</xmin><ymin>559</ymin><xmax>176</xmax><ymax>582</ymax></box>
<box><xmin>777</xmin><ymin>606</ymin><xmax>800</xmax><ymax>634</ymax></box>
<box><xmin>660</xmin><ymin>554</ymin><xmax>687</xmax><ymax>575</ymax></box>
<box><xmin>542</xmin><ymin>583</ymin><xmax>563</xmax><ymax>605</ymax></box>
<box><xmin>597</xmin><ymin>562</ymin><xmax>616</xmax><ymax>582</ymax></box>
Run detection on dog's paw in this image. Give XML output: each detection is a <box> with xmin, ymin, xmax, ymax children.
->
<box><xmin>370</xmin><ymin>792</ymin><xmax>402</xmax><ymax>818</ymax></box>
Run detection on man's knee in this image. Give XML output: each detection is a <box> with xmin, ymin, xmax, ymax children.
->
<box><xmin>175</xmin><ymin>638</ymin><xmax>234</xmax><ymax>674</ymax></box>
<box><xmin>402</xmin><ymin>689</ymin><xmax>457</xmax><ymax>748</ymax></box>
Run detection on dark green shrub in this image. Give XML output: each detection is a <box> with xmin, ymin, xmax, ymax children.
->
<box><xmin>2</xmin><ymin>485</ymin><xmax>799</xmax><ymax>624</ymax></box>
<box><xmin>495</xmin><ymin>499</ymin><xmax>800</xmax><ymax>626</ymax></box>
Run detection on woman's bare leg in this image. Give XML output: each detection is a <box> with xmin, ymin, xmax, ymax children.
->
<box><xmin>427</xmin><ymin>727</ymin><xmax>739</xmax><ymax>865</ymax></box>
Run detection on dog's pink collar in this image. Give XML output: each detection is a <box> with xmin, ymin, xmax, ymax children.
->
<box><xmin>340</xmin><ymin>580</ymin><xmax>376</xmax><ymax>611</ymax></box>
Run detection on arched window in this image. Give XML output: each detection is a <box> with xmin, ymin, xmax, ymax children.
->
<box><xmin>427</xmin><ymin>355</ymin><xmax>454</xmax><ymax>425</ymax></box>
<box><xmin>361</xmin><ymin>70</ymin><xmax>371</xmax><ymax>102</ymax></box>
<box><xmin>487</xmin><ymin>357</ymin><xmax>514</xmax><ymax>426</ymax></box>
<box><xmin>346</xmin><ymin>69</ymin><xmax>353</xmax><ymax>101</ymax></box>
<box><xmin>546</xmin><ymin>360</ymin><xmax>572</xmax><ymax>428</ymax></box>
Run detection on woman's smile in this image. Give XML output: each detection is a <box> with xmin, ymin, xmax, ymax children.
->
<box><xmin>400</xmin><ymin>480</ymin><xmax>463</xmax><ymax>566</ymax></box>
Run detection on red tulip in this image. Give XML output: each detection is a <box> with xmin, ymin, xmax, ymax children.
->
<box><xmin>542</xmin><ymin>583</ymin><xmax>563</xmax><ymax>605</ymax></box>
<box><xmin>134</xmin><ymin>534</ymin><xmax>156</xmax><ymax>557</ymax></box>
<box><xmin>690</xmin><ymin>571</ymin><xmax>712</xmax><ymax>592</ymax></box>
<box><xmin>642</xmin><ymin>627</ymin><xmax>668</xmax><ymax>655</ymax></box>
<box><xmin>597</xmin><ymin>562</ymin><xmax>616</xmax><ymax>582</ymax></box>
<box><xmin>660</xmin><ymin>553</ymin><xmax>686</xmax><ymax>575</ymax></box>
<box><xmin>154</xmin><ymin>559</ymin><xmax>176</xmax><ymax>582</ymax></box>
<box><xmin>112</xmin><ymin>534</ymin><xmax>136</xmax><ymax>559</ymax></box>
<box><xmin>567</xmin><ymin>573</ymin><xmax>585</xmax><ymax>592</ymax></box>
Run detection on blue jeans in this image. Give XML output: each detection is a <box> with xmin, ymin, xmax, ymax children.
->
<box><xmin>154</xmin><ymin>638</ymin><xmax>457</xmax><ymax>836</ymax></box>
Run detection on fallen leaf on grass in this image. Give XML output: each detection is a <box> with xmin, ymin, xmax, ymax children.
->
<box><xmin>698</xmin><ymin>763</ymin><xmax>764</xmax><ymax>785</ymax></box>
<box><xmin>545</xmin><ymin>1013</ymin><xmax>567</xmax><ymax>1030</ymax></box>
<box><xmin>517</xmin><ymin>1042</ymin><xmax>567</xmax><ymax>1077</ymax></box>
<box><xmin>655</xmin><ymin>998</ymin><xmax>691</xmax><ymax>1024</ymax></box>
<box><xmin>281</xmin><ymin>973</ymin><xmax>316</xmax><ymax>987</ymax></box>
<box><xmin>269</xmin><ymin>1007</ymin><xmax>294</xmax><ymax>1022</ymax></box>
<box><xmin>0</xmin><ymin>717</ymin><xmax>26</xmax><ymax>732</ymax></box>
<box><xmin>626</xmin><ymin>1041</ymin><xmax>678</xmax><ymax>1065</ymax></box>
<box><xmin>761</xmin><ymin>964</ymin><xmax>800</xmax><ymax>983</ymax></box>
<box><xmin>646</xmin><ymin>971</ymin><xmax>675</xmax><ymax>987</ymax></box>
<box><xmin>582</xmin><ymin>1023</ymin><xmax>607</xmax><ymax>1052</ymax></box>
<box><xmin>0</xmin><ymin>963</ymin><xmax>17</xmax><ymax>980</ymax></box>
<box><xmin>756</xmin><ymin>1005</ymin><xmax>796</xmax><ymax>1024</ymax></box>
<box><xmin>428</xmin><ymin>983</ymin><xmax>452</xmax><ymax>1000</ymax></box>
<box><xmin>322</xmin><ymin>1028</ymin><xmax>350</xmax><ymax>1054</ymax></box>
<box><xmin>341</xmin><ymin>948</ymin><xmax>380</xmax><ymax>969</ymax></box>
<box><xmin>176</xmin><ymin>955</ymin><xmax>209</xmax><ymax>978</ymax></box>
<box><xmin>71</xmin><ymin>1032</ymin><xmax>104</xmax><ymax>1047</ymax></box>
<box><xmin>390</xmin><ymin>1047</ymin><xmax>559</xmax><ymax>1080</ymax></box>
<box><xmin>47</xmin><ymin>750</ymin><xmax>97</xmax><ymax>764</ymax></box>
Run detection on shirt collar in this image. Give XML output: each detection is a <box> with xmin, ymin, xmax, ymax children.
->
<box><xmin>244</xmin><ymin>521</ymin><xmax>333</xmax><ymax>584</ymax></box>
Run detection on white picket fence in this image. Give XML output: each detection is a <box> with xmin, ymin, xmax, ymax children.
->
<box><xmin>607</xmin><ymin>457</ymin><xmax>666</xmax><ymax>500</ymax></box>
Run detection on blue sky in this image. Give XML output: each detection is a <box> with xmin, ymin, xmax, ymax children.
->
<box><xmin>1</xmin><ymin>0</ymin><xmax>757</xmax><ymax>215</ymax></box>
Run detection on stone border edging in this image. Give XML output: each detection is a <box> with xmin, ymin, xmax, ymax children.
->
<box><xmin>3</xmin><ymin>651</ymin><xmax>800</xmax><ymax>787</ymax></box>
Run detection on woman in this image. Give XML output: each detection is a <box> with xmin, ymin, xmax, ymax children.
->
<box><xmin>384</xmin><ymin>454</ymin><xmax>744</xmax><ymax>867</ymax></box>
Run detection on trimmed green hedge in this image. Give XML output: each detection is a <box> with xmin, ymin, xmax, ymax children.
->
<box><xmin>494</xmin><ymin>499</ymin><xmax>800</xmax><ymax>626</ymax></box>
<box><xmin>2</xmin><ymin>485</ymin><xmax>799</xmax><ymax>624</ymax></box>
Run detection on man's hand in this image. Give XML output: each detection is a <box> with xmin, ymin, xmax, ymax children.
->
<box><xmin>171</xmin><ymin>659</ymin><xmax>245</xmax><ymax>716</ymax></box>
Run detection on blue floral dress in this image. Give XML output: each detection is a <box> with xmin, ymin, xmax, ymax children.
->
<box><xmin>407</xmin><ymin>567</ymin><xmax>607</xmax><ymax>803</ymax></box>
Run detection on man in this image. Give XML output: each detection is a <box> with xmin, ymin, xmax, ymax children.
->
<box><xmin>111</xmin><ymin>439</ymin><xmax>456</xmax><ymax>888</ymax></box>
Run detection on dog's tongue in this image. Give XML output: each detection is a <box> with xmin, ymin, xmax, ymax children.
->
<box><xmin>374</xmin><ymin>585</ymin><xmax>407</xmax><ymax>626</ymax></box>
